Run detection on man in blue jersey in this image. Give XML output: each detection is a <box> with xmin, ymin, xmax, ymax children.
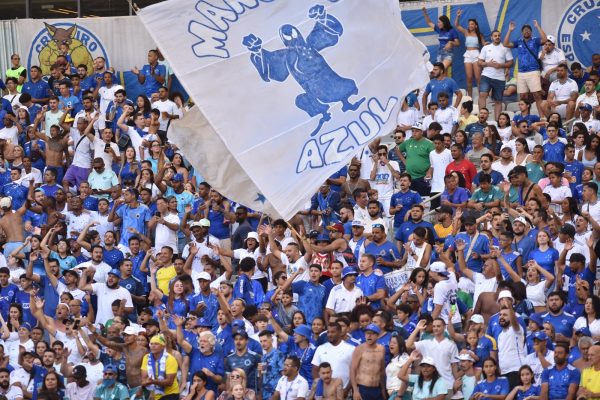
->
<box><xmin>542</xmin><ymin>122</ymin><xmax>566</xmax><ymax>163</ymax></box>
<box><xmin>389</xmin><ymin>173</ymin><xmax>422</xmax><ymax>230</ymax></box>
<box><xmin>21</xmin><ymin>66</ymin><xmax>50</xmax><ymax>104</ymax></box>
<box><xmin>225</xmin><ymin>330</ymin><xmax>261</xmax><ymax>391</ymax></box>
<box><xmin>450</xmin><ymin>215</ymin><xmax>490</xmax><ymax>273</ymax></box>
<box><xmin>356</xmin><ymin>254</ymin><xmax>386</xmax><ymax>310</ymax></box>
<box><xmin>395</xmin><ymin>204</ymin><xmax>436</xmax><ymax>249</ymax></box>
<box><xmin>364</xmin><ymin>224</ymin><xmax>400</xmax><ymax>274</ymax></box>
<box><xmin>541</xmin><ymin>291</ymin><xmax>576</xmax><ymax>341</ymax></box>
<box><xmin>540</xmin><ymin>343</ymin><xmax>580</xmax><ymax>400</ymax></box>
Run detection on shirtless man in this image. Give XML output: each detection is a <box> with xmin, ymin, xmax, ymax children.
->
<box><xmin>350</xmin><ymin>323</ymin><xmax>386</xmax><ymax>400</ymax></box>
<box><xmin>33</xmin><ymin>107</ymin><xmax>71</xmax><ymax>182</ymax></box>
<box><xmin>93</xmin><ymin>325</ymin><xmax>148</xmax><ymax>388</ymax></box>
<box><xmin>0</xmin><ymin>191</ymin><xmax>29</xmax><ymax>258</ymax></box>
<box><xmin>309</xmin><ymin>362</ymin><xmax>343</xmax><ymax>400</ymax></box>
<box><xmin>341</xmin><ymin>163</ymin><xmax>371</xmax><ymax>203</ymax></box>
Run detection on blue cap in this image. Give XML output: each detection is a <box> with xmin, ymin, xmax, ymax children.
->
<box><xmin>406</xmin><ymin>92</ymin><xmax>417</xmax><ymax>107</ymax></box>
<box><xmin>576</xmin><ymin>327</ymin><xmax>592</xmax><ymax>336</ymax></box>
<box><xmin>316</xmin><ymin>233</ymin><xmax>331</xmax><ymax>242</ymax></box>
<box><xmin>528</xmin><ymin>313</ymin><xmax>543</xmax><ymax>327</ymax></box>
<box><xmin>172</xmin><ymin>173</ymin><xmax>184</xmax><ymax>182</ymax></box>
<box><xmin>20</xmin><ymin>322</ymin><xmax>32</xmax><ymax>331</ymax></box>
<box><xmin>532</xmin><ymin>331</ymin><xmax>548</xmax><ymax>341</ymax></box>
<box><xmin>232</xmin><ymin>319</ymin><xmax>245</xmax><ymax>330</ymax></box>
<box><xmin>103</xmin><ymin>364</ymin><xmax>117</xmax><ymax>373</ymax></box>
<box><xmin>342</xmin><ymin>266</ymin><xmax>358</xmax><ymax>279</ymax></box>
<box><xmin>365</xmin><ymin>323</ymin><xmax>381</xmax><ymax>335</ymax></box>
<box><xmin>108</xmin><ymin>268</ymin><xmax>121</xmax><ymax>279</ymax></box>
<box><xmin>579</xmin><ymin>103</ymin><xmax>593</xmax><ymax>111</ymax></box>
<box><xmin>293</xmin><ymin>324</ymin><xmax>312</xmax><ymax>339</ymax></box>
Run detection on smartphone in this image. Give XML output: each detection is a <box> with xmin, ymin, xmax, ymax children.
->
<box><xmin>73</xmin><ymin>320</ymin><xmax>80</xmax><ymax>330</ymax></box>
<box><xmin>154</xmin><ymin>212</ymin><xmax>161</xmax><ymax>217</ymax></box>
<box><xmin>104</xmin><ymin>143</ymin><xmax>110</xmax><ymax>153</ymax></box>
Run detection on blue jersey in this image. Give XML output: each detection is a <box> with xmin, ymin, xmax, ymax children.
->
<box><xmin>188</xmin><ymin>349</ymin><xmax>224</xmax><ymax>392</ymax></box>
<box><xmin>281</xmin><ymin>337</ymin><xmax>315</xmax><ymax>387</ymax></box>
<box><xmin>14</xmin><ymin>290</ymin><xmax>36</xmax><ymax>327</ymax></box>
<box><xmin>499</xmin><ymin>250</ymin><xmax>521</xmax><ymax>280</ymax></box>
<box><xmin>103</xmin><ymin>247</ymin><xmax>125</xmax><ymax>269</ymax></box>
<box><xmin>261</xmin><ymin>348</ymin><xmax>286</xmax><ymax>399</ymax></box>
<box><xmin>513</xmin><ymin>113</ymin><xmax>541</xmax><ymax>127</ymax></box>
<box><xmin>22</xmin><ymin>80</ymin><xmax>50</xmax><ymax>101</ymax></box>
<box><xmin>473</xmin><ymin>377</ymin><xmax>510</xmax><ymax>400</ymax></box>
<box><xmin>471</xmin><ymin>335</ymin><xmax>497</xmax><ymax>368</ymax></box>
<box><xmin>364</xmin><ymin>241</ymin><xmax>401</xmax><ymax>274</ymax></box>
<box><xmin>434</xmin><ymin>26</ymin><xmax>459</xmax><ymax>49</ymax></box>
<box><xmin>541</xmin><ymin>364</ymin><xmax>580</xmax><ymax>400</ymax></box>
<box><xmin>116</xmin><ymin>203</ymin><xmax>152</xmax><ymax>246</ymax></box>
<box><xmin>425</xmin><ymin>77</ymin><xmax>459</xmax><ymax>105</ymax></box>
<box><xmin>563</xmin><ymin>266</ymin><xmax>595</xmax><ymax>305</ymax></box>
<box><xmin>390</xmin><ymin>190</ymin><xmax>422</xmax><ymax>228</ymax></box>
<box><xmin>451</xmin><ymin>232</ymin><xmax>490</xmax><ymax>273</ymax></box>
<box><xmin>395</xmin><ymin>220</ymin><xmax>437</xmax><ymax>244</ymax></box>
<box><xmin>564</xmin><ymin>160</ymin><xmax>584</xmax><ymax>185</ymax></box>
<box><xmin>541</xmin><ymin>311</ymin><xmax>575</xmax><ymax>337</ymax></box>
<box><xmin>512</xmin><ymin>235</ymin><xmax>536</xmax><ymax>261</ymax></box>
<box><xmin>473</xmin><ymin>170</ymin><xmax>505</xmax><ymax>186</ymax></box>
<box><xmin>356</xmin><ymin>272</ymin><xmax>386</xmax><ymax>309</ymax></box>
<box><xmin>512</xmin><ymin>37</ymin><xmax>543</xmax><ymax>73</ymax></box>
<box><xmin>189</xmin><ymin>292</ymin><xmax>219</xmax><ymax>328</ymax></box>
<box><xmin>543</xmin><ymin>141</ymin><xmax>566</xmax><ymax>163</ymax></box>
<box><xmin>328</xmin><ymin>166</ymin><xmax>347</xmax><ymax>192</ymax></box>
<box><xmin>233</xmin><ymin>274</ymin><xmax>264</xmax><ymax>306</ymax></box>
<box><xmin>0</xmin><ymin>284</ymin><xmax>17</xmax><ymax>320</ymax></box>
<box><xmin>140</xmin><ymin>64</ymin><xmax>167</xmax><ymax>98</ymax></box>
<box><xmin>292</xmin><ymin>280</ymin><xmax>326</xmax><ymax>323</ymax></box>
<box><xmin>527</xmin><ymin>247</ymin><xmax>559</xmax><ymax>275</ymax></box>
<box><xmin>225</xmin><ymin>349</ymin><xmax>262</xmax><ymax>391</ymax></box>
<box><xmin>1</xmin><ymin>182</ymin><xmax>27</xmax><ymax>210</ymax></box>
<box><xmin>515</xmin><ymin>385</ymin><xmax>541</xmax><ymax>400</ymax></box>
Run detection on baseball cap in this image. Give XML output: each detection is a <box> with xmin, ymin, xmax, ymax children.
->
<box><xmin>420</xmin><ymin>356</ymin><xmax>436</xmax><ymax>367</ymax></box>
<box><xmin>528</xmin><ymin>313</ymin><xmax>543</xmax><ymax>327</ymax></box>
<box><xmin>197</xmin><ymin>272</ymin><xmax>211</xmax><ymax>281</ymax></box>
<box><xmin>172</xmin><ymin>173</ymin><xmax>184</xmax><ymax>182</ymax></box>
<box><xmin>462</xmin><ymin>215</ymin><xmax>477</xmax><ymax>226</ymax></box>
<box><xmin>497</xmin><ymin>290</ymin><xmax>514</xmax><ymax>303</ymax></box>
<box><xmin>532</xmin><ymin>331</ymin><xmax>548</xmax><ymax>341</ymax></box>
<box><xmin>559</xmin><ymin>224</ymin><xmax>576</xmax><ymax>237</ymax></box>
<box><xmin>456</xmin><ymin>353</ymin><xmax>475</xmax><ymax>362</ymax></box>
<box><xmin>293</xmin><ymin>324</ymin><xmax>312</xmax><ymax>339</ymax></box>
<box><xmin>103</xmin><ymin>364</ymin><xmax>117</xmax><ymax>373</ymax></box>
<box><xmin>470</xmin><ymin>314</ymin><xmax>484</xmax><ymax>324</ymax></box>
<box><xmin>411</xmin><ymin>121</ymin><xmax>424</xmax><ymax>131</ymax></box>
<box><xmin>150</xmin><ymin>334</ymin><xmax>166</xmax><ymax>345</ymax></box>
<box><xmin>576</xmin><ymin>327</ymin><xmax>592</xmax><ymax>336</ymax></box>
<box><xmin>232</xmin><ymin>330</ymin><xmax>249</xmax><ymax>339</ymax></box>
<box><xmin>308</xmin><ymin>230</ymin><xmax>320</xmax><ymax>239</ymax></box>
<box><xmin>351</xmin><ymin>219</ymin><xmax>365</xmax><ymax>228</ymax></box>
<box><xmin>546</xmin><ymin>35</ymin><xmax>556</xmax><ymax>43</ymax></box>
<box><xmin>142</xmin><ymin>319</ymin><xmax>160</xmax><ymax>328</ymax></box>
<box><xmin>0</xmin><ymin>197</ymin><xmax>11</xmax><ymax>209</ymax></box>
<box><xmin>63</xmin><ymin>269</ymin><xmax>79</xmax><ymax>278</ymax></box>
<box><xmin>509</xmin><ymin>166</ymin><xmax>528</xmax><ymax>177</ymax></box>
<box><xmin>579</xmin><ymin>103</ymin><xmax>593</xmax><ymax>111</ymax></box>
<box><xmin>513</xmin><ymin>216</ymin><xmax>529</xmax><ymax>226</ymax></box>
<box><xmin>123</xmin><ymin>326</ymin><xmax>138</xmax><ymax>336</ymax></box>
<box><xmin>108</xmin><ymin>268</ymin><xmax>121</xmax><ymax>279</ymax></box>
<box><xmin>72</xmin><ymin>365</ymin><xmax>87</xmax><ymax>378</ymax></box>
<box><xmin>430</xmin><ymin>261</ymin><xmax>449</xmax><ymax>276</ymax></box>
<box><xmin>316</xmin><ymin>233</ymin><xmax>331</xmax><ymax>242</ymax></box>
<box><xmin>341</xmin><ymin>266</ymin><xmax>358</xmax><ymax>279</ymax></box>
<box><xmin>199</xmin><ymin>218</ymin><xmax>211</xmax><ymax>227</ymax></box>
<box><xmin>326</xmin><ymin>223</ymin><xmax>344</xmax><ymax>233</ymax></box>
<box><xmin>232</xmin><ymin>319</ymin><xmax>246</xmax><ymax>330</ymax></box>
<box><xmin>500</xmin><ymin>144</ymin><xmax>513</xmax><ymax>152</ymax></box>
<box><xmin>365</xmin><ymin>323</ymin><xmax>381</xmax><ymax>335</ymax></box>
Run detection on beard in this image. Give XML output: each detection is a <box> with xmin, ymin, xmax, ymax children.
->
<box><xmin>107</xmin><ymin>281</ymin><xmax>119</xmax><ymax>289</ymax></box>
<box><xmin>0</xmin><ymin>381</ymin><xmax>8</xmax><ymax>389</ymax></box>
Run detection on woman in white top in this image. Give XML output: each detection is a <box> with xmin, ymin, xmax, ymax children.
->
<box><xmin>217</xmin><ymin>232</ymin><xmax>266</xmax><ymax>288</ymax></box>
<box><xmin>499</xmin><ymin>258</ymin><xmax>554</xmax><ymax>313</ymax></box>
<box><xmin>513</xmin><ymin>138</ymin><xmax>532</xmax><ymax>166</ymax></box>
<box><xmin>497</xmin><ymin>113</ymin><xmax>513</xmax><ymax>143</ymax></box>
<box><xmin>573</xmin><ymin>295</ymin><xmax>600</xmax><ymax>339</ymax></box>
<box><xmin>386</xmin><ymin>334</ymin><xmax>410</xmax><ymax>398</ymax></box>
<box><xmin>454</xmin><ymin>10</ymin><xmax>486</xmax><ymax>97</ymax></box>
<box><xmin>401</xmin><ymin>227</ymin><xmax>432</xmax><ymax>271</ymax></box>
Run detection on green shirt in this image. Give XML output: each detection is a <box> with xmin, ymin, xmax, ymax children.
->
<box><xmin>471</xmin><ymin>186</ymin><xmax>504</xmax><ymax>203</ymax></box>
<box><xmin>94</xmin><ymin>382</ymin><xmax>130</xmax><ymax>400</ymax></box>
<box><xmin>6</xmin><ymin>66</ymin><xmax>26</xmax><ymax>92</ymax></box>
<box><xmin>526</xmin><ymin>162</ymin><xmax>545</xmax><ymax>183</ymax></box>
<box><xmin>398</xmin><ymin>138</ymin><xmax>435</xmax><ymax>179</ymax></box>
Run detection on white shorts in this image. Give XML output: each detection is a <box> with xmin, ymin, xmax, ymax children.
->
<box><xmin>553</xmin><ymin>103</ymin><xmax>567</xmax><ymax>118</ymax></box>
<box><xmin>464</xmin><ymin>49</ymin><xmax>480</xmax><ymax>64</ymax></box>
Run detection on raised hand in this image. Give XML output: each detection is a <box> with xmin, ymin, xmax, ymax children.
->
<box><xmin>508</xmin><ymin>21</ymin><xmax>516</xmax><ymax>30</ymax></box>
<box><xmin>454</xmin><ymin>238</ymin><xmax>466</xmax><ymax>252</ymax></box>
<box><xmin>242</xmin><ymin>34</ymin><xmax>262</xmax><ymax>53</ymax></box>
<box><xmin>132</xmin><ymin>66</ymin><xmax>140</xmax><ymax>75</ymax></box>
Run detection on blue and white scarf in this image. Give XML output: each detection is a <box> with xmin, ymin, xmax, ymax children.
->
<box><xmin>147</xmin><ymin>351</ymin><xmax>168</xmax><ymax>394</ymax></box>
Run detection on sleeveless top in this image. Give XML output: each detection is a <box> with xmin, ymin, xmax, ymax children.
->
<box><xmin>581</xmin><ymin>152</ymin><xmax>597</xmax><ymax>168</ymax></box>
<box><xmin>465</xmin><ymin>36</ymin><xmax>479</xmax><ymax>48</ymax></box>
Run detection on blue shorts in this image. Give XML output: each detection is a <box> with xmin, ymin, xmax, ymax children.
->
<box><xmin>437</xmin><ymin>48</ymin><xmax>453</xmax><ymax>62</ymax></box>
<box><xmin>480</xmin><ymin>75</ymin><xmax>505</xmax><ymax>102</ymax></box>
<box><xmin>358</xmin><ymin>384</ymin><xmax>385</xmax><ymax>400</ymax></box>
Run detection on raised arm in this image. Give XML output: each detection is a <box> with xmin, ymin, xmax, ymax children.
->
<box><xmin>454</xmin><ymin>9</ymin><xmax>468</xmax><ymax>35</ymax></box>
<box><xmin>421</xmin><ymin>7</ymin><xmax>435</xmax><ymax>29</ymax></box>
<box><xmin>503</xmin><ymin>21</ymin><xmax>516</xmax><ymax>48</ymax></box>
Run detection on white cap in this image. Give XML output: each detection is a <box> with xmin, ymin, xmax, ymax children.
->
<box><xmin>421</xmin><ymin>356</ymin><xmax>436</xmax><ymax>366</ymax></box>
<box><xmin>0</xmin><ymin>197</ymin><xmax>11</xmax><ymax>209</ymax></box>
<box><xmin>430</xmin><ymin>261</ymin><xmax>448</xmax><ymax>275</ymax></box>
<box><xmin>197</xmin><ymin>272</ymin><xmax>211</xmax><ymax>281</ymax></box>
<box><xmin>123</xmin><ymin>326</ymin><xmax>138</xmax><ymax>335</ymax></box>
<box><xmin>497</xmin><ymin>290</ymin><xmax>514</xmax><ymax>303</ymax></box>
<box><xmin>245</xmin><ymin>232</ymin><xmax>259</xmax><ymax>242</ymax></box>
<box><xmin>546</xmin><ymin>35</ymin><xmax>556</xmax><ymax>43</ymax></box>
<box><xmin>513</xmin><ymin>216</ymin><xmax>529</xmax><ymax>226</ymax></box>
<box><xmin>351</xmin><ymin>219</ymin><xmax>365</xmax><ymax>228</ymax></box>
<box><xmin>500</xmin><ymin>144</ymin><xmax>512</xmax><ymax>152</ymax></box>
<box><xmin>470</xmin><ymin>314</ymin><xmax>484</xmax><ymax>324</ymax></box>
<box><xmin>411</xmin><ymin>121</ymin><xmax>424</xmax><ymax>131</ymax></box>
<box><xmin>456</xmin><ymin>353</ymin><xmax>475</xmax><ymax>362</ymax></box>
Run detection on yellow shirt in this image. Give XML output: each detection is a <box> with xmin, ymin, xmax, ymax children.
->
<box><xmin>458</xmin><ymin>114</ymin><xmax>478</xmax><ymax>131</ymax></box>
<box><xmin>434</xmin><ymin>223</ymin><xmax>453</xmax><ymax>240</ymax></box>
<box><xmin>141</xmin><ymin>352</ymin><xmax>180</xmax><ymax>399</ymax></box>
<box><xmin>156</xmin><ymin>265</ymin><xmax>176</xmax><ymax>294</ymax></box>
<box><xmin>580</xmin><ymin>367</ymin><xmax>600</xmax><ymax>399</ymax></box>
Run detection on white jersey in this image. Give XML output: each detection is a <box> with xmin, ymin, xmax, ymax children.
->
<box><xmin>479</xmin><ymin>43</ymin><xmax>514</xmax><ymax>81</ymax></box>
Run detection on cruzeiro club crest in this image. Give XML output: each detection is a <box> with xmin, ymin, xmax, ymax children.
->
<box><xmin>557</xmin><ymin>0</ymin><xmax>599</xmax><ymax>65</ymax></box>
<box><xmin>242</xmin><ymin>4</ymin><xmax>365</xmax><ymax>137</ymax></box>
<box><xmin>28</xmin><ymin>22</ymin><xmax>109</xmax><ymax>77</ymax></box>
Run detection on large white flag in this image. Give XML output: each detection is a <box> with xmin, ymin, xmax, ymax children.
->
<box><xmin>138</xmin><ymin>0</ymin><xmax>429</xmax><ymax>220</ymax></box>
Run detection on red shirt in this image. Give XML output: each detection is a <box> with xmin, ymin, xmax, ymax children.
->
<box><xmin>446</xmin><ymin>159</ymin><xmax>477</xmax><ymax>191</ymax></box>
